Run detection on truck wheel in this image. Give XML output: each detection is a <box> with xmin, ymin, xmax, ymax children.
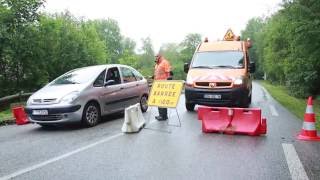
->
<box><xmin>82</xmin><ymin>102</ymin><xmax>101</xmax><ymax>127</ymax></box>
<box><xmin>241</xmin><ymin>96</ymin><xmax>251</xmax><ymax>108</ymax></box>
<box><xmin>186</xmin><ymin>102</ymin><xmax>195</xmax><ymax>111</ymax></box>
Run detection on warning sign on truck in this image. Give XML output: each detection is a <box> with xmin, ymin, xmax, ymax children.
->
<box><xmin>148</xmin><ymin>80</ymin><xmax>184</xmax><ymax>108</ymax></box>
<box><xmin>223</xmin><ymin>29</ymin><xmax>235</xmax><ymax>41</ymax></box>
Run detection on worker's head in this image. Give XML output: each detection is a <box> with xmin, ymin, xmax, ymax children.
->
<box><xmin>155</xmin><ymin>53</ymin><xmax>162</xmax><ymax>64</ymax></box>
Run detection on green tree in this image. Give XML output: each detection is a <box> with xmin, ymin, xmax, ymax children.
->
<box><xmin>241</xmin><ymin>17</ymin><xmax>266</xmax><ymax>78</ymax></box>
<box><xmin>137</xmin><ymin>37</ymin><xmax>155</xmax><ymax>76</ymax></box>
<box><xmin>38</xmin><ymin>13</ymin><xmax>107</xmax><ymax>81</ymax></box>
<box><xmin>180</xmin><ymin>33</ymin><xmax>202</xmax><ymax>63</ymax></box>
<box><xmin>281</xmin><ymin>0</ymin><xmax>320</xmax><ymax>96</ymax></box>
<box><xmin>89</xmin><ymin>19</ymin><xmax>122</xmax><ymax>63</ymax></box>
<box><xmin>160</xmin><ymin>43</ymin><xmax>185</xmax><ymax>80</ymax></box>
<box><xmin>241</xmin><ymin>0</ymin><xmax>320</xmax><ymax>97</ymax></box>
<box><xmin>119</xmin><ymin>37</ymin><xmax>138</xmax><ymax>68</ymax></box>
<box><xmin>0</xmin><ymin>0</ymin><xmax>45</xmax><ymax>96</ymax></box>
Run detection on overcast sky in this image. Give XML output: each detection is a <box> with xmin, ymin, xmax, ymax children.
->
<box><xmin>44</xmin><ymin>0</ymin><xmax>282</xmax><ymax>51</ymax></box>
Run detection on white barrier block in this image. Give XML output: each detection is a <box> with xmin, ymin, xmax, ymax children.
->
<box><xmin>122</xmin><ymin>103</ymin><xmax>145</xmax><ymax>133</ymax></box>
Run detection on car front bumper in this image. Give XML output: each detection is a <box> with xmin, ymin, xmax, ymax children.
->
<box><xmin>25</xmin><ymin>104</ymin><xmax>82</xmax><ymax>124</ymax></box>
<box><xmin>185</xmin><ymin>86</ymin><xmax>249</xmax><ymax>107</ymax></box>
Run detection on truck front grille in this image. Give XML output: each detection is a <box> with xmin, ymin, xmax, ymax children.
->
<box><xmin>195</xmin><ymin>82</ymin><xmax>232</xmax><ymax>89</ymax></box>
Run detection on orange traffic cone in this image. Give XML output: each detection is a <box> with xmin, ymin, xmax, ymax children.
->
<box><xmin>297</xmin><ymin>96</ymin><xmax>320</xmax><ymax>141</ymax></box>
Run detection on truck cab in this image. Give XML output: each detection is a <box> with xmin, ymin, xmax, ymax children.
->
<box><xmin>184</xmin><ymin>31</ymin><xmax>255</xmax><ymax>111</ymax></box>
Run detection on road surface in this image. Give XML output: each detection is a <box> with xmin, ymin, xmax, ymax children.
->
<box><xmin>0</xmin><ymin>82</ymin><xmax>319</xmax><ymax>180</ymax></box>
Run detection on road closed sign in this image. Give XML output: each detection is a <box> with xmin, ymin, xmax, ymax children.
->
<box><xmin>148</xmin><ymin>80</ymin><xmax>184</xmax><ymax>108</ymax></box>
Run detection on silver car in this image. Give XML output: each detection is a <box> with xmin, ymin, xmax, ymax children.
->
<box><xmin>25</xmin><ymin>64</ymin><xmax>149</xmax><ymax>127</ymax></box>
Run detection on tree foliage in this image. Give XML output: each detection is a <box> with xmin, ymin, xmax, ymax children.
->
<box><xmin>137</xmin><ymin>37</ymin><xmax>155</xmax><ymax>76</ymax></box>
<box><xmin>241</xmin><ymin>0</ymin><xmax>320</xmax><ymax>97</ymax></box>
<box><xmin>88</xmin><ymin>19</ymin><xmax>122</xmax><ymax>63</ymax></box>
<box><xmin>0</xmin><ymin>1</ymin><xmax>107</xmax><ymax>96</ymax></box>
<box><xmin>180</xmin><ymin>33</ymin><xmax>202</xmax><ymax>63</ymax></box>
<box><xmin>0</xmin><ymin>0</ymin><xmax>203</xmax><ymax>97</ymax></box>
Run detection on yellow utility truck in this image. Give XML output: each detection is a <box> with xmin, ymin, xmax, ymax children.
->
<box><xmin>184</xmin><ymin>29</ymin><xmax>255</xmax><ymax>111</ymax></box>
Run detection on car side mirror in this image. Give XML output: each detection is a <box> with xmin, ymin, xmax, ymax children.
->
<box><xmin>249</xmin><ymin>62</ymin><xmax>255</xmax><ymax>73</ymax></box>
<box><xmin>184</xmin><ymin>63</ymin><xmax>190</xmax><ymax>73</ymax></box>
<box><xmin>104</xmin><ymin>79</ymin><xmax>115</xmax><ymax>87</ymax></box>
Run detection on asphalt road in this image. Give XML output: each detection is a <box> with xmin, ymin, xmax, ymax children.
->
<box><xmin>0</xmin><ymin>81</ymin><xmax>320</xmax><ymax>180</ymax></box>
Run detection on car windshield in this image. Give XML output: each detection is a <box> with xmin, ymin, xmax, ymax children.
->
<box><xmin>51</xmin><ymin>67</ymin><xmax>103</xmax><ymax>85</ymax></box>
<box><xmin>191</xmin><ymin>51</ymin><xmax>245</xmax><ymax>69</ymax></box>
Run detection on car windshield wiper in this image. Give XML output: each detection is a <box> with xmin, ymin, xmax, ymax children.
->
<box><xmin>52</xmin><ymin>80</ymin><xmax>80</xmax><ymax>85</ymax></box>
<box><xmin>69</xmin><ymin>82</ymin><xmax>79</xmax><ymax>84</ymax></box>
<box><xmin>192</xmin><ymin>66</ymin><xmax>214</xmax><ymax>69</ymax></box>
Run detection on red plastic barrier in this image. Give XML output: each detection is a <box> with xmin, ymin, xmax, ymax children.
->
<box><xmin>231</xmin><ymin>108</ymin><xmax>262</xmax><ymax>135</ymax></box>
<box><xmin>197</xmin><ymin>106</ymin><xmax>212</xmax><ymax>120</ymax></box>
<box><xmin>199</xmin><ymin>106</ymin><xmax>267</xmax><ymax>136</ymax></box>
<box><xmin>12</xmin><ymin>106</ymin><xmax>29</xmax><ymax>125</ymax></box>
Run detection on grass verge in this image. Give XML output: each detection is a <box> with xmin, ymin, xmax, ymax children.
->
<box><xmin>0</xmin><ymin>108</ymin><xmax>14</xmax><ymax>126</ymax></box>
<box><xmin>260</xmin><ymin>81</ymin><xmax>320</xmax><ymax>130</ymax></box>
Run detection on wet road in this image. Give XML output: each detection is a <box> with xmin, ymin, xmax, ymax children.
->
<box><xmin>0</xmin><ymin>81</ymin><xmax>319</xmax><ymax>180</ymax></box>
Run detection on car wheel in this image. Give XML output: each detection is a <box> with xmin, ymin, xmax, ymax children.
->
<box><xmin>186</xmin><ymin>102</ymin><xmax>195</xmax><ymax>111</ymax></box>
<box><xmin>140</xmin><ymin>95</ymin><xmax>148</xmax><ymax>113</ymax></box>
<box><xmin>82</xmin><ymin>102</ymin><xmax>101</xmax><ymax>127</ymax></box>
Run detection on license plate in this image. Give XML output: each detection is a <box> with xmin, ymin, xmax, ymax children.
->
<box><xmin>32</xmin><ymin>110</ymin><xmax>48</xmax><ymax>115</ymax></box>
<box><xmin>204</xmin><ymin>94</ymin><xmax>221</xmax><ymax>99</ymax></box>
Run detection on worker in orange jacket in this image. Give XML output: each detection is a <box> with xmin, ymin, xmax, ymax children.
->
<box><xmin>154</xmin><ymin>53</ymin><xmax>172</xmax><ymax>121</ymax></box>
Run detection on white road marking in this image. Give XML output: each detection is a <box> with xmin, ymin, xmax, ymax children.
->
<box><xmin>282</xmin><ymin>143</ymin><xmax>309</xmax><ymax>180</ymax></box>
<box><xmin>261</xmin><ymin>86</ymin><xmax>270</xmax><ymax>99</ymax></box>
<box><xmin>269</xmin><ymin>105</ymin><xmax>279</xmax><ymax>116</ymax></box>
<box><xmin>0</xmin><ymin>133</ymin><xmax>123</xmax><ymax>180</ymax></box>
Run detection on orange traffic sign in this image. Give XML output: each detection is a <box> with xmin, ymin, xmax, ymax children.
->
<box><xmin>223</xmin><ymin>29</ymin><xmax>235</xmax><ymax>41</ymax></box>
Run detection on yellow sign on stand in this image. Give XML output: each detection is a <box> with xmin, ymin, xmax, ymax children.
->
<box><xmin>148</xmin><ymin>80</ymin><xmax>184</xmax><ymax>108</ymax></box>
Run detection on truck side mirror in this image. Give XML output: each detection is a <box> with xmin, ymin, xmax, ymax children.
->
<box><xmin>249</xmin><ymin>62</ymin><xmax>255</xmax><ymax>73</ymax></box>
<box><xmin>184</xmin><ymin>63</ymin><xmax>190</xmax><ymax>73</ymax></box>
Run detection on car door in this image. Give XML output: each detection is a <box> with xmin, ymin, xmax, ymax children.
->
<box><xmin>102</xmin><ymin>66</ymin><xmax>127</xmax><ymax>113</ymax></box>
<box><xmin>132</xmin><ymin>68</ymin><xmax>149</xmax><ymax>97</ymax></box>
<box><xmin>91</xmin><ymin>69</ymin><xmax>108</xmax><ymax>115</ymax></box>
<box><xmin>119</xmin><ymin>66</ymin><xmax>141</xmax><ymax>108</ymax></box>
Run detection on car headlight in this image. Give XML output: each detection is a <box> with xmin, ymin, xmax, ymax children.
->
<box><xmin>27</xmin><ymin>96</ymin><xmax>33</xmax><ymax>105</ymax></box>
<box><xmin>186</xmin><ymin>76</ymin><xmax>194</xmax><ymax>86</ymax></box>
<box><xmin>60</xmin><ymin>91</ymin><xmax>80</xmax><ymax>103</ymax></box>
<box><xmin>234</xmin><ymin>77</ymin><xmax>244</xmax><ymax>85</ymax></box>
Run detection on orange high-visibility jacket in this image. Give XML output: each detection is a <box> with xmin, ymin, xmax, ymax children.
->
<box><xmin>154</xmin><ymin>58</ymin><xmax>171</xmax><ymax>80</ymax></box>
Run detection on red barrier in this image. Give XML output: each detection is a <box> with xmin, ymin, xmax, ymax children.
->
<box><xmin>12</xmin><ymin>106</ymin><xmax>29</xmax><ymax>125</ymax></box>
<box><xmin>197</xmin><ymin>106</ymin><xmax>212</xmax><ymax>120</ymax></box>
<box><xmin>199</xmin><ymin>106</ymin><xmax>267</xmax><ymax>136</ymax></box>
<box><xmin>201</xmin><ymin>108</ymin><xmax>230</xmax><ymax>133</ymax></box>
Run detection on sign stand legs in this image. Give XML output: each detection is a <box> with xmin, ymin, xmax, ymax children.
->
<box><xmin>143</xmin><ymin>107</ymin><xmax>181</xmax><ymax>133</ymax></box>
<box><xmin>167</xmin><ymin>108</ymin><xmax>181</xmax><ymax>127</ymax></box>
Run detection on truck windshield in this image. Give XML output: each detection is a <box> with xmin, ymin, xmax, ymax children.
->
<box><xmin>191</xmin><ymin>51</ymin><xmax>245</xmax><ymax>69</ymax></box>
<box><xmin>51</xmin><ymin>67</ymin><xmax>102</xmax><ymax>85</ymax></box>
